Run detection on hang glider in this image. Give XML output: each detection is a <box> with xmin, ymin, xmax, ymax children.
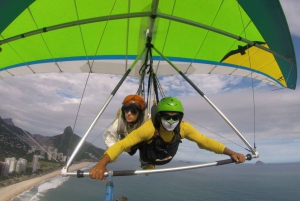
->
<box><xmin>0</xmin><ymin>0</ymin><xmax>297</xmax><ymax>89</ymax></box>
<box><xmin>0</xmin><ymin>2</ymin><xmax>297</xmax><ymax>197</ymax></box>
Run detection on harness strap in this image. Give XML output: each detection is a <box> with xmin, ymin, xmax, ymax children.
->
<box><xmin>154</xmin><ymin>129</ymin><xmax>159</xmax><ymax>136</ymax></box>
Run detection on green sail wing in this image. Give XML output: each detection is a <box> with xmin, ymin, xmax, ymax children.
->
<box><xmin>0</xmin><ymin>0</ymin><xmax>297</xmax><ymax>89</ymax></box>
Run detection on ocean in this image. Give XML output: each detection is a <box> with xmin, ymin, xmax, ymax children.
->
<box><xmin>12</xmin><ymin>156</ymin><xmax>300</xmax><ymax>201</ymax></box>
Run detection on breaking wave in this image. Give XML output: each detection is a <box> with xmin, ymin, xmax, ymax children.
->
<box><xmin>12</xmin><ymin>175</ymin><xmax>69</xmax><ymax>201</ymax></box>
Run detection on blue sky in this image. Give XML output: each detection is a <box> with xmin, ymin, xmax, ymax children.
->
<box><xmin>0</xmin><ymin>1</ymin><xmax>299</xmax><ymax>164</ymax></box>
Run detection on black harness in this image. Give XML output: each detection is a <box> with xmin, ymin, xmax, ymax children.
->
<box><xmin>137</xmin><ymin>107</ymin><xmax>183</xmax><ymax>165</ymax></box>
<box><xmin>138</xmin><ymin>125</ymin><xmax>182</xmax><ymax>165</ymax></box>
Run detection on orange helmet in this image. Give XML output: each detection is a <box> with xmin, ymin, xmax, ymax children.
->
<box><xmin>122</xmin><ymin>94</ymin><xmax>146</xmax><ymax>110</ymax></box>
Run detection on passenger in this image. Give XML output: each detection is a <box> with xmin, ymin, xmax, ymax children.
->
<box><xmin>103</xmin><ymin>94</ymin><xmax>148</xmax><ymax>155</ymax></box>
<box><xmin>91</xmin><ymin>96</ymin><xmax>246</xmax><ymax>180</ymax></box>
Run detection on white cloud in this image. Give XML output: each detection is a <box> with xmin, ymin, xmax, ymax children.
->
<box><xmin>281</xmin><ymin>0</ymin><xmax>300</xmax><ymax>37</ymax></box>
<box><xmin>0</xmin><ymin>0</ymin><xmax>299</xmax><ymax>164</ymax></box>
<box><xmin>1</xmin><ymin>70</ymin><xmax>299</xmax><ymax>163</ymax></box>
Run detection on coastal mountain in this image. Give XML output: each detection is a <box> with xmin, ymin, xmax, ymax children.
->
<box><xmin>3</xmin><ymin>118</ymin><xmax>14</xmax><ymax>126</ymax></box>
<box><xmin>0</xmin><ymin>117</ymin><xmax>31</xmax><ymax>161</ymax></box>
<box><xmin>52</xmin><ymin>126</ymin><xmax>104</xmax><ymax>160</ymax></box>
<box><xmin>0</xmin><ymin>117</ymin><xmax>104</xmax><ymax>161</ymax></box>
<box><xmin>255</xmin><ymin>160</ymin><xmax>265</xmax><ymax>165</ymax></box>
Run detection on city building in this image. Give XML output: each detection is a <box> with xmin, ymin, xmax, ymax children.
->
<box><xmin>0</xmin><ymin>162</ymin><xmax>5</xmax><ymax>176</ymax></box>
<box><xmin>16</xmin><ymin>158</ymin><xmax>27</xmax><ymax>173</ymax></box>
<box><xmin>32</xmin><ymin>155</ymin><xmax>40</xmax><ymax>172</ymax></box>
<box><xmin>8</xmin><ymin>157</ymin><xmax>17</xmax><ymax>173</ymax></box>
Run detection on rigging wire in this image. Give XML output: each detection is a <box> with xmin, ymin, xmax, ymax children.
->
<box><xmin>185</xmin><ymin>117</ymin><xmax>250</xmax><ymax>152</ymax></box>
<box><xmin>136</xmin><ymin>48</ymin><xmax>148</xmax><ymax>96</ymax></box>
<box><xmin>144</xmin><ymin>41</ymin><xmax>251</xmax><ymax>151</ymax></box>
<box><xmin>146</xmin><ymin>43</ymin><xmax>157</xmax><ymax>105</ymax></box>
<box><xmin>188</xmin><ymin>0</ymin><xmax>224</xmax><ymax>74</ymax></box>
<box><xmin>73</xmin><ymin>126</ymin><xmax>109</xmax><ymax>162</ymax></box>
<box><xmin>155</xmin><ymin>0</ymin><xmax>176</xmax><ymax>75</ymax></box>
<box><xmin>155</xmin><ymin>75</ymin><xmax>166</xmax><ymax>98</ymax></box>
<box><xmin>260</xmin><ymin>62</ymin><xmax>295</xmax><ymax>136</ymax></box>
<box><xmin>67</xmin><ymin>0</ymin><xmax>118</xmax><ymax>158</ymax></box>
<box><xmin>142</xmin><ymin>44</ymin><xmax>250</xmax><ymax>151</ymax></box>
<box><xmin>20</xmin><ymin>128</ymin><xmax>59</xmax><ymax>162</ymax></box>
<box><xmin>27</xmin><ymin>7</ymin><xmax>62</xmax><ymax>73</ymax></box>
<box><xmin>8</xmin><ymin>6</ymin><xmax>68</xmax><ymax>162</ymax></box>
<box><xmin>137</xmin><ymin>40</ymin><xmax>155</xmax><ymax>104</ymax></box>
<box><xmin>74</xmin><ymin>41</ymin><xmax>160</xmax><ymax>160</ymax></box>
<box><xmin>237</xmin><ymin>1</ymin><xmax>257</xmax><ymax>150</ymax></box>
<box><xmin>250</xmin><ymin>72</ymin><xmax>256</xmax><ymax>150</ymax></box>
<box><xmin>125</xmin><ymin>0</ymin><xmax>131</xmax><ymax>71</ymax></box>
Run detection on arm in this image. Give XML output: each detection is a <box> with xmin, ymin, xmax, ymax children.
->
<box><xmin>182</xmin><ymin>122</ymin><xmax>225</xmax><ymax>154</ymax></box>
<box><xmin>183</xmin><ymin>122</ymin><xmax>246</xmax><ymax>163</ymax></box>
<box><xmin>90</xmin><ymin>119</ymin><xmax>155</xmax><ymax>180</ymax></box>
<box><xmin>223</xmin><ymin>147</ymin><xmax>246</xmax><ymax>163</ymax></box>
<box><xmin>105</xmin><ymin>119</ymin><xmax>155</xmax><ymax>161</ymax></box>
<box><xmin>89</xmin><ymin>154</ymin><xmax>110</xmax><ymax>181</ymax></box>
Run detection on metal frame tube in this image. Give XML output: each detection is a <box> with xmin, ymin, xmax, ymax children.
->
<box><xmin>68</xmin><ymin>154</ymin><xmax>256</xmax><ymax>177</ymax></box>
<box><xmin>62</xmin><ymin>47</ymin><xmax>146</xmax><ymax>175</ymax></box>
<box><xmin>137</xmin><ymin>0</ymin><xmax>159</xmax><ymax>96</ymax></box>
<box><xmin>0</xmin><ymin>12</ymin><xmax>151</xmax><ymax>45</ymax></box>
<box><xmin>152</xmin><ymin>46</ymin><xmax>258</xmax><ymax>156</ymax></box>
<box><xmin>147</xmin><ymin>0</ymin><xmax>159</xmax><ymax>38</ymax></box>
<box><xmin>156</xmin><ymin>13</ymin><xmax>292</xmax><ymax>63</ymax></box>
<box><xmin>1</xmin><ymin>10</ymin><xmax>292</xmax><ymax>64</ymax></box>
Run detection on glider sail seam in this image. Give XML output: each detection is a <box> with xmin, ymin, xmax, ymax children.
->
<box><xmin>0</xmin><ymin>11</ymin><xmax>291</xmax><ymax>63</ymax></box>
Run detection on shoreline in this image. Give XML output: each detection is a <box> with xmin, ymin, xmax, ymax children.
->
<box><xmin>0</xmin><ymin>162</ymin><xmax>91</xmax><ymax>201</ymax></box>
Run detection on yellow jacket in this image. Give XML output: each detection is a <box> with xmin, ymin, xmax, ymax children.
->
<box><xmin>105</xmin><ymin>119</ymin><xmax>225</xmax><ymax>162</ymax></box>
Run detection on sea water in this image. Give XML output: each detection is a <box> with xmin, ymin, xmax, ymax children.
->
<box><xmin>12</xmin><ymin>156</ymin><xmax>300</xmax><ymax>201</ymax></box>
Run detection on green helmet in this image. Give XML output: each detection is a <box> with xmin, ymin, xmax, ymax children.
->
<box><xmin>157</xmin><ymin>97</ymin><xmax>184</xmax><ymax>113</ymax></box>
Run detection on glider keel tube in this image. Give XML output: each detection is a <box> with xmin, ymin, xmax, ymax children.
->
<box><xmin>70</xmin><ymin>154</ymin><xmax>253</xmax><ymax>178</ymax></box>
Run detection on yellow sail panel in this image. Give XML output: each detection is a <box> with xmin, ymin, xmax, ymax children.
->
<box><xmin>222</xmin><ymin>44</ymin><xmax>287</xmax><ymax>87</ymax></box>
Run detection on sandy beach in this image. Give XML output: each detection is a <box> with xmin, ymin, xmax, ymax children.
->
<box><xmin>0</xmin><ymin>162</ymin><xmax>91</xmax><ymax>201</ymax></box>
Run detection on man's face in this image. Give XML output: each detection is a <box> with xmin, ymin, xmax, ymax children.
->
<box><xmin>160</xmin><ymin>112</ymin><xmax>180</xmax><ymax>131</ymax></box>
<box><xmin>161</xmin><ymin>112</ymin><xmax>180</xmax><ymax>123</ymax></box>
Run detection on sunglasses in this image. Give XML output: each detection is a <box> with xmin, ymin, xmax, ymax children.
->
<box><xmin>124</xmin><ymin>108</ymin><xmax>139</xmax><ymax>115</ymax></box>
<box><xmin>161</xmin><ymin>114</ymin><xmax>180</xmax><ymax>121</ymax></box>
